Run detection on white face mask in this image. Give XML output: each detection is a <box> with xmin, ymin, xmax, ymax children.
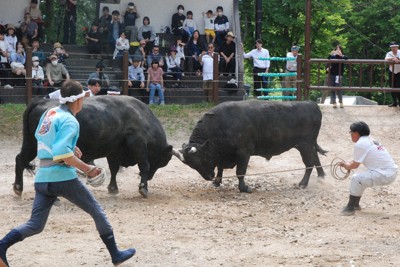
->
<box><xmin>33</xmin><ymin>61</ymin><xmax>39</xmax><ymax>66</ymax></box>
<box><xmin>178</xmin><ymin>9</ymin><xmax>184</xmax><ymax>14</ymax></box>
<box><xmin>51</xmin><ymin>60</ymin><xmax>58</xmax><ymax>66</ymax></box>
<box><xmin>218</xmin><ymin>12</ymin><xmax>223</xmax><ymax>16</ymax></box>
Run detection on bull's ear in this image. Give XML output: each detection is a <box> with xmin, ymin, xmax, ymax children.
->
<box><xmin>199</xmin><ymin>140</ymin><xmax>210</xmax><ymax>149</ymax></box>
<box><xmin>182</xmin><ymin>143</ymin><xmax>187</xmax><ymax>149</ymax></box>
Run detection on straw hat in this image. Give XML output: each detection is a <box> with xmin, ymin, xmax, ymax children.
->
<box><xmin>6</xmin><ymin>24</ymin><xmax>15</xmax><ymax>31</ymax></box>
<box><xmin>49</xmin><ymin>54</ymin><xmax>58</xmax><ymax>60</ymax></box>
<box><xmin>226</xmin><ymin>31</ymin><xmax>235</xmax><ymax>38</ymax></box>
<box><xmin>53</xmin><ymin>42</ymin><xmax>62</xmax><ymax>49</ymax></box>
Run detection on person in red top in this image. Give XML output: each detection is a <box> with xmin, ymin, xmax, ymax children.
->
<box><xmin>146</xmin><ymin>59</ymin><xmax>165</xmax><ymax>105</ymax></box>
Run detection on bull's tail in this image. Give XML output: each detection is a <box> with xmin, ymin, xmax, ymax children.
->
<box><xmin>316</xmin><ymin>143</ymin><xmax>328</xmax><ymax>156</ymax></box>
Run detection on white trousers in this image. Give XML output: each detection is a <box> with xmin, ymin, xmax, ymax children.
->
<box><xmin>350</xmin><ymin>170</ymin><xmax>397</xmax><ymax>196</ymax></box>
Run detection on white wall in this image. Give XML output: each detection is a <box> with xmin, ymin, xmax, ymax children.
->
<box><xmin>100</xmin><ymin>0</ymin><xmax>234</xmax><ymax>34</ymax></box>
<box><xmin>0</xmin><ymin>0</ymin><xmax>29</xmax><ymax>26</ymax></box>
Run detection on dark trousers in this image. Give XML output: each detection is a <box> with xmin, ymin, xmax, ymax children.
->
<box><xmin>219</xmin><ymin>57</ymin><xmax>235</xmax><ymax>75</ymax></box>
<box><xmin>389</xmin><ymin>71</ymin><xmax>400</xmax><ymax>104</ymax></box>
<box><xmin>88</xmin><ymin>42</ymin><xmax>102</xmax><ymax>55</ymax></box>
<box><xmin>63</xmin><ymin>11</ymin><xmax>77</xmax><ymax>44</ymax></box>
<box><xmin>129</xmin><ymin>80</ymin><xmax>147</xmax><ymax>103</ymax></box>
<box><xmin>0</xmin><ymin>62</ymin><xmax>11</xmax><ymax>86</ymax></box>
<box><xmin>253</xmin><ymin>67</ymin><xmax>267</xmax><ymax>97</ymax></box>
<box><xmin>215</xmin><ymin>31</ymin><xmax>227</xmax><ymax>48</ymax></box>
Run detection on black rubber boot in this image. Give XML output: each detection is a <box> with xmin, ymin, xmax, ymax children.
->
<box><xmin>341</xmin><ymin>195</ymin><xmax>360</xmax><ymax>216</ymax></box>
<box><xmin>0</xmin><ymin>229</ymin><xmax>23</xmax><ymax>267</ymax></box>
<box><xmin>100</xmin><ymin>232</ymin><xmax>136</xmax><ymax>266</ymax></box>
<box><xmin>354</xmin><ymin>196</ymin><xmax>361</xmax><ymax>211</ymax></box>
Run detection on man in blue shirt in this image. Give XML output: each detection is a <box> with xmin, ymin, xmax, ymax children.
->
<box><xmin>0</xmin><ymin>80</ymin><xmax>135</xmax><ymax>266</ymax></box>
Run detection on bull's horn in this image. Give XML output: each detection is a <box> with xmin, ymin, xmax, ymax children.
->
<box><xmin>189</xmin><ymin>147</ymin><xmax>197</xmax><ymax>154</ymax></box>
<box><xmin>172</xmin><ymin>148</ymin><xmax>185</xmax><ymax>162</ymax></box>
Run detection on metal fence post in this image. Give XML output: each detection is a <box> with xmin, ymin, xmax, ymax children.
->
<box><xmin>213</xmin><ymin>52</ymin><xmax>219</xmax><ymax>104</ymax></box>
<box><xmin>296</xmin><ymin>54</ymin><xmax>302</xmax><ymax>101</ymax></box>
<box><xmin>26</xmin><ymin>47</ymin><xmax>33</xmax><ymax>105</ymax></box>
<box><xmin>122</xmin><ymin>51</ymin><xmax>129</xmax><ymax>95</ymax></box>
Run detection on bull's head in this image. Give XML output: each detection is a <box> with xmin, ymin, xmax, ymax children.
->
<box><xmin>172</xmin><ymin>141</ymin><xmax>215</xmax><ymax>180</ymax></box>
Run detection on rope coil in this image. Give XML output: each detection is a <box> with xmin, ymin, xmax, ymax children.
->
<box><xmin>330</xmin><ymin>157</ymin><xmax>351</xmax><ymax>180</ymax></box>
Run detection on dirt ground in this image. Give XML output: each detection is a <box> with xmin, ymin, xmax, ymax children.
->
<box><xmin>1</xmin><ymin>105</ymin><xmax>400</xmax><ymax>267</ymax></box>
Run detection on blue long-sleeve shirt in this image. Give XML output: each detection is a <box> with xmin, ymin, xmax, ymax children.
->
<box><xmin>128</xmin><ymin>65</ymin><xmax>145</xmax><ymax>82</ymax></box>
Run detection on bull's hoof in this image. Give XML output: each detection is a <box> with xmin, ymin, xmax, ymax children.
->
<box><xmin>298</xmin><ymin>183</ymin><xmax>308</xmax><ymax>189</ymax></box>
<box><xmin>107</xmin><ymin>185</ymin><xmax>119</xmax><ymax>194</ymax></box>
<box><xmin>12</xmin><ymin>183</ymin><xmax>22</xmax><ymax>197</ymax></box>
<box><xmin>239</xmin><ymin>186</ymin><xmax>252</xmax><ymax>193</ymax></box>
<box><xmin>212</xmin><ymin>178</ymin><xmax>222</xmax><ymax>187</ymax></box>
<box><xmin>139</xmin><ymin>187</ymin><xmax>148</xmax><ymax>198</ymax></box>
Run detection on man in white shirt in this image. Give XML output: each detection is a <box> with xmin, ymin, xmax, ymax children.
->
<box><xmin>242</xmin><ymin>39</ymin><xmax>270</xmax><ymax>97</ymax></box>
<box><xmin>200</xmin><ymin>43</ymin><xmax>217</xmax><ymax>102</ymax></box>
<box><xmin>385</xmin><ymin>42</ymin><xmax>400</xmax><ymax>107</ymax></box>
<box><xmin>340</xmin><ymin>121</ymin><xmax>398</xmax><ymax>216</ymax></box>
<box><xmin>0</xmin><ymin>31</ymin><xmax>13</xmax><ymax>89</ymax></box>
<box><xmin>282</xmin><ymin>45</ymin><xmax>299</xmax><ymax>100</ymax></box>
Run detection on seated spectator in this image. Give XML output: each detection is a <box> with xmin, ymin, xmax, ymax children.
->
<box><xmin>52</xmin><ymin>42</ymin><xmax>69</xmax><ymax>66</ymax></box>
<box><xmin>85</xmin><ymin>78</ymin><xmax>101</xmax><ymax>96</ymax></box>
<box><xmin>203</xmin><ymin>10</ymin><xmax>216</xmax><ymax>44</ymax></box>
<box><xmin>165</xmin><ymin>46</ymin><xmax>183</xmax><ymax>87</ymax></box>
<box><xmin>5</xmin><ymin>24</ymin><xmax>17</xmax><ymax>54</ymax></box>
<box><xmin>219</xmin><ymin>31</ymin><xmax>236</xmax><ymax>76</ymax></box>
<box><xmin>46</xmin><ymin>54</ymin><xmax>70</xmax><ymax>90</ymax></box>
<box><xmin>175</xmin><ymin>36</ymin><xmax>185</xmax><ymax>67</ymax></box>
<box><xmin>85</xmin><ymin>20</ymin><xmax>102</xmax><ymax>59</ymax></box>
<box><xmin>99</xmin><ymin>6</ymin><xmax>112</xmax><ymax>52</ymax></box>
<box><xmin>10</xmin><ymin>42</ymin><xmax>27</xmax><ymax>84</ymax></box>
<box><xmin>187</xmin><ymin>30</ymin><xmax>204</xmax><ymax>75</ymax></box>
<box><xmin>171</xmin><ymin>5</ymin><xmax>189</xmax><ymax>43</ymax></box>
<box><xmin>20</xmin><ymin>12</ymin><xmax>38</xmax><ymax>47</ymax></box>
<box><xmin>32</xmin><ymin>39</ymin><xmax>46</xmax><ymax>63</ymax></box>
<box><xmin>31</xmin><ymin>55</ymin><xmax>44</xmax><ymax>94</ymax></box>
<box><xmin>214</xmin><ymin>6</ymin><xmax>229</xmax><ymax>48</ymax></box>
<box><xmin>146</xmin><ymin>45</ymin><xmax>164</xmax><ymax>68</ymax></box>
<box><xmin>124</xmin><ymin>2</ymin><xmax>139</xmax><ymax>42</ymax></box>
<box><xmin>183</xmin><ymin>11</ymin><xmax>196</xmax><ymax>38</ymax></box>
<box><xmin>25</xmin><ymin>0</ymin><xmax>44</xmax><ymax>41</ymax></box>
<box><xmin>146</xmin><ymin>60</ymin><xmax>165</xmax><ymax>105</ymax></box>
<box><xmin>136</xmin><ymin>39</ymin><xmax>147</xmax><ymax>68</ymax></box>
<box><xmin>113</xmin><ymin>32</ymin><xmax>129</xmax><ymax>59</ymax></box>
<box><xmin>138</xmin><ymin>16</ymin><xmax>155</xmax><ymax>54</ymax></box>
<box><xmin>0</xmin><ymin>30</ymin><xmax>13</xmax><ymax>89</ymax></box>
<box><xmin>128</xmin><ymin>56</ymin><xmax>146</xmax><ymax>101</ymax></box>
<box><xmin>108</xmin><ymin>10</ymin><xmax>124</xmax><ymax>53</ymax></box>
<box><xmin>87</xmin><ymin>61</ymin><xmax>110</xmax><ymax>89</ymax></box>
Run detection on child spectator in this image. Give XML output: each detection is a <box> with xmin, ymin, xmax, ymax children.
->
<box><xmin>128</xmin><ymin>56</ymin><xmax>146</xmax><ymax>101</ymax></box>
<box><xmin>183</xmin><ymin>11</ymin><xmax>196</xmax><ymax>38</ymax></box>
<box><xmin>123</xmin><ymin>2</ymin><xmax>139</xmax><ymax>42</ymax></box>
<box><xmin>138</xmin><ymin>16</ymin><xmax>156</xmax><ymax>54</ymax></box>
<box><xmin>187</xmin><ymin>30</ymin><xmax>204</xmax><ymax>75</ymax></box>
<box><xmin>52</xmin><ymin>42</ymin><xmax>69</xmax><ymax>66</ymax></box>
<box><xmin>85</xmin><ymin>20</ymin><xmax>102</xmax><ymax>59</ymax></box>
<box><xmin>113</xmin><ymin>32</ymin><xmax>129</xmax><ymax>60</ymax></box>
<box><xmin>165</xmin><ymin>46</ymin><xmax>183</xmax><ymax>87</ymax></box>
<box><xmin>108</xmin><ymin>10</ymin><xmax>124</xmax><ymax>53</ymax></box>
<box><xmin>0</xmin><ymin>31</ymin><xmax>13</xmax><ymax>89</ymax></box>
<box><xmin>10</xmin><ymin>42</ymin><xmax>27</xmax><ymax>80</ymax></box>
<box><xmin>203</xmin><ymin>10</ymin><xmax>216</xmax><ymax>44</ymax></box>
<box><xmin>171</xmin><ymin>5</ymin><xmax>189</xmax><ymax>42</ymax></box>
<box><xmin>219</xmin><ymin>31</ymin><xmax>236</xmax><ymax>76</ymax></box>
<box><xmin>146</xmin><ymin>59</ymin><xmax>165</xmax><ymax>105</ymax></box>
<box><xmin>31</xmin><ymin>39</ymin><xmax>46</xmax><ymax>63</ymax></box>
<box><xmin>214</xmin><ymin>6</ymin><xmax>230</xmax><ymax>48</ymax></box>
<box><xmin>99</xmin><ymin>6</ymin><xmax>112</xmax><ymax>51</ymax></box>
<box><xmin>147</xmin><ymin>45</ymin><xmax>164</xmax><ymax>68</ymax></box>
<box><xmin>31</xmin><ymin>55</ymin><xmax>44</xmax><ymax>94</ymax></box>
<box><xmin>20</xmin><ymin>13</ymin><xmax>38</xmax><ymax>47</ymax></box>
<box><xmin>5</xmin><ymin>24</ymin><xmax>17</xmax><ymax>54</ymax></box>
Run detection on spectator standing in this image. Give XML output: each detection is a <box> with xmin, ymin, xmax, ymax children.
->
<box><xmin>187</xmin><ymin>30</ymin><xmax>204</xmax><ymax>75</ymax></box>
<box><xmin>203</xmin><ymin>10</ymin><xmax>216</xmax><ymax>44</ymax></box>
<box><xmin>146</xmin><ymin>60</ymin><xmax>165</xmax><ymax>105</ymax></box>
<box><xmin>63</xmin><ymin>0</ymin><xmax>77</xmax><ymax>44</ymax></box>
<box><xmin>183</xmin><ymin>11</ymin><xmax>196</xmax><ymax>38</ymax></box>
<box><xmin>214</xmin><ymin>6</ymin><xmax>229</xmax><ymax>48</ymax></box>
<box><xmin>219</xmin><ymin>31</ymin><xmax>235</xmax><ymax>76</ymax></box>
<box><xmin>123</xmin><ymin>2</ymin><xmax>139</xmax><ymax>42</ymax></box>
<box><xmin>20</xmin><ymin>13</ymin><xmax>38</xmax><ymax>47</ymax></box>
<box><xmin>25</xmin><ymin>0</ymin><xmax>44</xmax><ymax>41</ymax></box>
<box><xmin>327</xmin><ymin>45</ymin><xmax>348</xmax><ymax>108</ymax></box>
<box><xmin>46</xmin><ymin>54</ymin><xmax>70</xmax><ymax>90</ymax></box>
<box><xmin>146</xmin><ymin>45</ymin><xmax>164</xmax><ymax>68</ymax></box>
<box><xmin>242</xmin><ymin>39</ymin><xmax>270</xmax><ymax>97</ymax></box>
<box><xmin>339</xmin><ymin>121</ymin><xmax>398</xmax><ymax>216</ymax></box>
<box><xmin>200</xmin><ymin>43</ymin><xmax>217</xmax><ymax>102</ymax></box>
<box><xmin>85</xmin><ymin>21</ymin><xmax>102</xmax><ymax>59</ymax></box>
<box><xmin>32</xmin><ymin>39</ymin><xmax>46</xmax><ymax>63</ymax></box>
<box><xmin>0</xmin><ymin>80</ymin><xmax>136</xmax><ymax>267</ymax></box>
<box><xmin>138</xmin><ymin>16</ymin><xmax>156</xmax><ymax>55</ymax></box>
<box><xmin>282</xmin><ymin>45</ymin><xmax>299</xmax><ymax>100</ymax></box>
<box><xmin>31</xmin><ymin>55</ymin><xmax>44</xmax><ymax>94</ymax></box>
<box><xmin>0</xmin><ymin>31</ymin><xmax>13</xmax><ymax>89</ymax></box>
<box><xmin>87</xmin><ymin>61</ymin><xmax>111</xmax><ymax>89</ymax></box>
<box><xmin>175</xmin><ymin>36</ymin><xmax>185</xmax><ymax>64</ymax></box>
<box><xmin>136</xmin><ymin>39</ymin><xmax>147</xmax><ymax>68</ymax></box>
<box><xmin>5</xmin><ymin>24</ymin><xmax>17</xmax><ymax>54</ymax></box>
<box><xmin>385</xmin><ymin>42</ymin><xmax>400</xmax><ymax>107</ymax></box>
<box><xmin>171</xmin><ymin>5</ymin><xmax>189</xmax><ymax>43</ymax></box>
<box><xmin>113</xmin><ymin>32</ymin><xmax>129</xmax><ymax>60</ymax></box>
<box><xmin>108</xmin><ymin>10</ymin><xmax>124</xmax><ymax>53</ymax></box>
<box><xmin>128</xmin><ymin>56</ymin><xmax>146</xmax><ymax>101</ymax></box>
<box><xmin>165</xmin><ymin>46</ymin><xmax>183</xmax><ymax>87</ymax></box>
<box><xmin>99</xmin><ymin>6</ymin><xmax>112</xmax><ymax>52</ymax></box>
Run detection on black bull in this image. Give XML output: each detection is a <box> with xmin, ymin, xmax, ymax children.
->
<box><xmin>173</xmin><ymin>100</ymin><xmax>327</xmax><ymax>192</ymax></box>
<box><xmin>14</xmin><ymin>96</ymin><xmax>172</xmax><ymax>197</ymax></box>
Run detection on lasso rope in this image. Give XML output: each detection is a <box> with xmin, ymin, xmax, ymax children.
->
<box><xmin>330</xmin><ymin>157</ymin><xmax>351</xmax><ymax>180</ymax></box>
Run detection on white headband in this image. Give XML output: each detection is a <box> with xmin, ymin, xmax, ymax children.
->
<box><xmin>390</xmin><ymin>44</ymin><xmax>399</xmax><ymax>48</ymax></box>
<box><xmin>59</xmin><ymin>91</ymin><xmax>86</xmax><ymax>104</ymax></box>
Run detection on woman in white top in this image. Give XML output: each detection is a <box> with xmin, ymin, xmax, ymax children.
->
<box><xmin>32</xmin><ymin>56</ymin><xmax>44</xmax><ymax>89</ymax></box>
<box><xmin>5</xmin><ymin>24</ymin><xmax>17</xmax><ymax>54</ymax></box>
<box><xmin>165</xmin><ymin>46</ymin><xmax>183</xmax><ymax>86</ymax></box>
<box><xmin>113</xmin><ymin>32</ymin><xmax>130</xmax><ymax>59</ymax></box>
